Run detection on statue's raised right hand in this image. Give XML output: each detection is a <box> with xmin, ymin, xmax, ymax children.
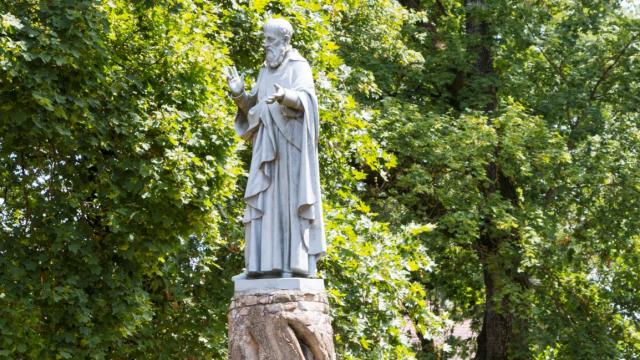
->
<box><xmin>225</xmin><ymin>65</ymin><xmax>244</xmax><ymax>96</ymax></box>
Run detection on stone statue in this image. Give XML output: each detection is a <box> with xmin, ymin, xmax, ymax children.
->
<box><xmin>226</xmin><ymin>18</ymin><xmax>326</xmax><ymax>279</ymax></box>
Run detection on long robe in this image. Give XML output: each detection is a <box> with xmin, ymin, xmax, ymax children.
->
<box><xmin>233</xmin><ymin>49</ymin><xmax>326</xmax><ymax>276</ymax></box>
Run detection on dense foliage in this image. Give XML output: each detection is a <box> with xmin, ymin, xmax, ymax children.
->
<box><xmin>1</xmin><ymin>0</ymin><xmax>639</xmax><ymax>359</ymax></box>
<box><xmin>334</xmin><ymin>0</ymin><xmax>640</xmax><ymax>358</ymax></box>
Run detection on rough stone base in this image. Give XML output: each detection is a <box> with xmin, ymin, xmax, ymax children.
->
<box><xmin>228</xmin><ymin>288</ymin><xmax>336</xmax><ymax>360</ymax></box>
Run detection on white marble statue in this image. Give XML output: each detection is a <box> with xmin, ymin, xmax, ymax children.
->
<box><xmin>225</xmin><ymin>18</ymin><xmax>326</xmax><ymax>278</ymax></box>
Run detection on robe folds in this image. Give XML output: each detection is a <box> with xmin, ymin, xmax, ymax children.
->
<box><xmin>233</xmin><ymin>49</ymin><xmax>326</xmax><ymax>276</ymax></box>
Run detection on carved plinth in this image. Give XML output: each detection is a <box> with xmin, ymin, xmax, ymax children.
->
<box><xmin>228</xmin><ymin>280</ymin><xmax>335</xmax><ymax>360</ymax></box>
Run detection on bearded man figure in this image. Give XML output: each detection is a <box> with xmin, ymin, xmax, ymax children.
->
<box><xmin>226</xmin><ymin>18</ymin><xmax>326</xmax><ymax>279</ymax></box>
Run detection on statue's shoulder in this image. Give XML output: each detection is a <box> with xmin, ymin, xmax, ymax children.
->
<box><xmin>288</xmin><ymin>49</ymin><xmax>312</xmax><ymax>76</ymax></box>
<box><xmin>288</xmin><ymin>49</ymin><xmax>308</xmax><ymax>63</ymax></box>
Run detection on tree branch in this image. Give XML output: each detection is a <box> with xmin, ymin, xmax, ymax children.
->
<box><xmin>537</xmin><ymin>46</ymin><xmax>568</xmax><ymax>83</ymax></box>
<box><xmin>588</xmin><ymin>32</ymin><xmax>640</xmax><ymax>102</ymax></box>
<box><xmin>524</xmin><ymin>23</ymin><xmax>568</xmax><ymax>83</ymax></box>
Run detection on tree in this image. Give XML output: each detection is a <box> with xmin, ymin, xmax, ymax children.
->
<box><xmin>0</xmin><ymin>0</ymin><xmax>238</xmax><ymax>357</ymax></box>
<box><xmin>333</xmin><ymin>0</ymin><xmax>640</xmax><ymax>358</ymax></box>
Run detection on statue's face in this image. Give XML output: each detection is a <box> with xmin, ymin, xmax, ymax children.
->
<box><xmin>263</xmin><ymin>28</ymin><xmax>288</xmax><ymax>68</ymax></box>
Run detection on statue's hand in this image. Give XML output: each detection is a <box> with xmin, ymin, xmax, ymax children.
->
<box><xmin>225</xmin><ymin>65</ymin><xmax>244</xmax><ymax>96</ymax></box>
<box><xmin>265</xmin><ymin>84</ymin><xmax>286</xmax><ymax>104</ymax></box>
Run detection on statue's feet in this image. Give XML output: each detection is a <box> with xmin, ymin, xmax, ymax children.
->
<box><xmin>290</xmin><ymin>268</ymin><xmax>312</xmax><ymax>278</ymax></box>
<box><xmin>234</xmin><ymin>270</ymin><xmax>314</xmax><ymax>279</ymax></box>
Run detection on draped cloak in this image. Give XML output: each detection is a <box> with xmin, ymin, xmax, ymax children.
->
<box><xmin>233</xmin><ymin>49</ymin><xmax>326</xmax><ymax>276</ymax></box>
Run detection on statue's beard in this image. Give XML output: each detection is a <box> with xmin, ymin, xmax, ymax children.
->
<box><xmin>265</xmin><ymin>45</ymin><xmax>289</xmax><ymax>68</ymax></box>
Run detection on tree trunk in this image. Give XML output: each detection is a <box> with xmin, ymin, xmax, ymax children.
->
<box><xmin>474</xmin><ymin>241</ymin><xmax>513</xmax><ymax>360</ymax></box>
<box><xmin>464</xmin><ymin>1</ymin><xmax>526</xmax><ymax>359</ymax></box>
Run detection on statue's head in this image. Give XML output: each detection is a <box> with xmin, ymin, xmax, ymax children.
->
<box><xmin>263</xmin><ymin>18</ymin><xmax>293</xmax><ymax>69</ymax></box>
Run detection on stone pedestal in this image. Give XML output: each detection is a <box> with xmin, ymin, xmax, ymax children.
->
<box><xmin>228</xmin><ymin>278</ymin><xmax>336</xmax><ymax>360</ymax></box>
